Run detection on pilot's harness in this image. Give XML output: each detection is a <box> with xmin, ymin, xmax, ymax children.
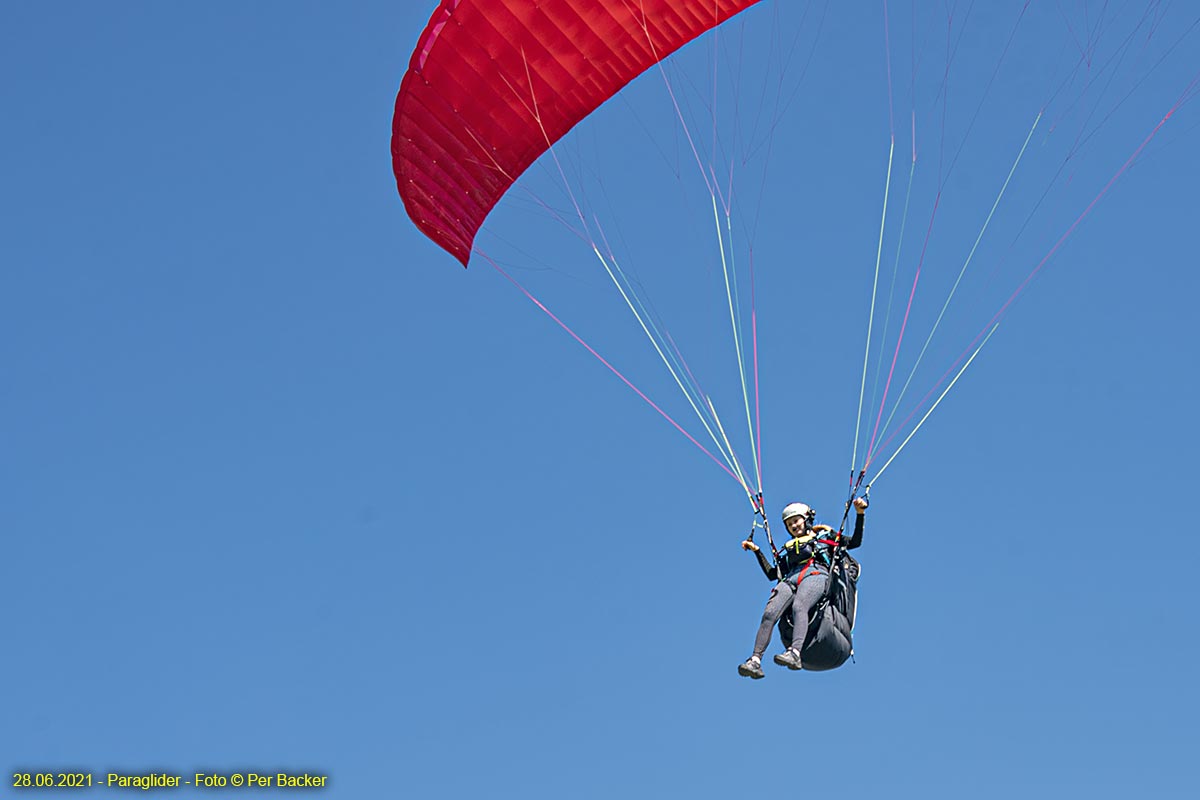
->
<box><xmin>746</xmin><ymin>472</ymin><xmax>869</xmax><ymax>595</ymax></box>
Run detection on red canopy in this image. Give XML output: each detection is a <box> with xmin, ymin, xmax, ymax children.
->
<box><xmin>392</xmin><ymin>0</ymin><xmax>763</xmax><ymax>265</ymax></box>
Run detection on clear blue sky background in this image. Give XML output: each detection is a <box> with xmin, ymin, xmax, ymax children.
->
<box><xmin>3</xmin><ymin>2</ymin><xmax>1199</xmax><ymax>798</ymax></box>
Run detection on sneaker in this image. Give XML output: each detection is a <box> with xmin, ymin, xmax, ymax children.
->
<box><xmin>773</xmin><ymin>648</ymin><xmax>803</xmax><ymax>670</ymax></box>
<box><xmin>737</xmin><ymin>656</ymin><xmax>764</xmax><ymax>679</ymax></box>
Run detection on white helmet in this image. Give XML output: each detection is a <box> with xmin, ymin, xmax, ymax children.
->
<box><xmin>781</xmin><ymin>502</ymin><xmax>814</xmax><ymax>525</ymax></box>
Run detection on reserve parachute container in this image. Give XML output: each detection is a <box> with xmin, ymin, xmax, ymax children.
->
<box><xmin>778</xmin><ymin>554</ymin><xmax>860</xmax><ymax>671</ymax></box>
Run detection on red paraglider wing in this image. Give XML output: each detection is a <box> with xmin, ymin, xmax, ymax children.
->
<box><xmin>392</xmin><ymin>0</ymin><xmax>764</xmax><ymax>266</ymax></box>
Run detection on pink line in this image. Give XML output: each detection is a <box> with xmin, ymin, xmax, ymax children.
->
<box><xmin>479</xmin><ymin>250</ymin><xmax>747</xmax><ymax>489</ymax></box>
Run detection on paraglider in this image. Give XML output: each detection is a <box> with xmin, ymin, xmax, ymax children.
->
<box><xmin>738</xmin><ymin>497</ymin><xmax>867</xmax><ymax>678</ymax></box>
<box><xmin>391</xmin><ymin>0</ymin><xmax>892</xmax><ymax>678</ymax></box>
<box><xmin>392</xmin><ymin>1</ymin><xmax>1199</xmax><ymax>677</ymax></box>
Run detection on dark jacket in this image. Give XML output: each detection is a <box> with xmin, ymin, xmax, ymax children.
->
<box><xmin>751</xmin><ymin>513</ymin><xmax>864</xmax><ymax>581</ymax></box>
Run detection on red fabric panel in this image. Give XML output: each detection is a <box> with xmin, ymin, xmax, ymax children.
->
<box><xmin>392</xmin><ymin>0</ymin><xmax>764</xmax><ymax>266</ymax></box>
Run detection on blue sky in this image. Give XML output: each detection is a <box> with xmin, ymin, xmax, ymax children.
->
<box><xmin>3</xmin><ymin>2</ymin><xmax>1199</xmax><ymax>797</ymax></box>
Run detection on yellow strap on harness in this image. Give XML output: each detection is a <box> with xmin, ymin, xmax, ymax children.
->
<box><xmin>784</xmin><ymin>532</ymin><xmax>817</xmax><ymax>552</ymax></box>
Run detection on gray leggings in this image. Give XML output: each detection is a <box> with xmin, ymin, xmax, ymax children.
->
<box><xmin>751</xmin><ymin>571</ymin><xmax>830</xmax><ymax>658</ymax></box>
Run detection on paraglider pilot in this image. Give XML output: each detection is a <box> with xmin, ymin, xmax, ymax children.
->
<box><xmin>737</xmin><ymin>496</ymin><xmax>868</xmax><ymax>678</ymax></box>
